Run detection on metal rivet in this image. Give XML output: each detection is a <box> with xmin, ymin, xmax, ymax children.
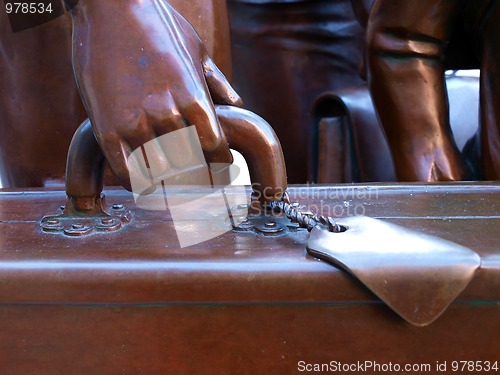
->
<box><xmin>255</xmin><ymin>220</ymin><xmax>285</xmax><ymax>234</ymax></box>
<box><xmin>41</xmin><ymin>217</ymin><xmax>64</xmax><ymax>233</ymax></box>
<box><xmin>96</xmin><ymin>217</ymin><xmax>121</xmax><ymax>232</ymax></box>
<box><xmin>232</xmin><ymin>217</ymin><xmax>254</xmax><ymax>231</ymax></box>
<box><xmin>64</xmin><ymin>223</ymin><xmax>92</xmax><ymax>237</ymax></box>
<box><xmin>120</xmin><ymin>212</ymin><xmax>132</xmax><ymax>223</ymax></box>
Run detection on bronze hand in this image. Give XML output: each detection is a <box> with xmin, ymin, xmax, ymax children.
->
<box><xmin>68</xmin><ymin>0</ymin><xmax>242</xmax><ymax>189</ymax></box>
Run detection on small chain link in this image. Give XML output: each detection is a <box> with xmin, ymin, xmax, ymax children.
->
<box><xmin>269</xmin><ymin>200</ymin><xmax>344</xmax><ymax>233</ymax></box>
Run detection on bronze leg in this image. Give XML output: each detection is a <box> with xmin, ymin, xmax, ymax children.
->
<box><xmin>228</xmin><ymin>0</ymin><xmax>366</xmax><ymax>183</ymax></box>
<box><xmin>480</xmin><ymin>1</ymin><xmax>500</xmax><ymax>179</ymax></box>
<box><xmin>0</xmin><ymin>13</ymin><xmax>86</xmax><ymax>188</ymax></box>
<box><xmin>366</xmin><ymin>0</ymin><xmax>470</xmax><ymax>181</ymax></box>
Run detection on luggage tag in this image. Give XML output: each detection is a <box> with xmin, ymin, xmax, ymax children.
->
<box><xmin>306</xmin><ymin>215</ymin><xmax>481</xmax><ymax>326</ymax></box>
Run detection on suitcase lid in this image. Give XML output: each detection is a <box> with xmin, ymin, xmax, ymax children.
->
<box><xmin>0</xmin><ymin>184</ymin><xmax>499</xmax><ymax>324</ymax></box>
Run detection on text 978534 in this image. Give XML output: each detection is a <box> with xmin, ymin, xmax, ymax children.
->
<box><xmin>5</xmin><ymin>2</ymin><xmax>54</xmax><ymax>13</ymax></box>
<box><xmin>3</xmin><ymin>1</ymin><xmax>65</xmax><ymax>32</ymax></box>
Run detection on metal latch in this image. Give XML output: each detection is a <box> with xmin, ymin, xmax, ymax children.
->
<box><xmin>232</xmin><ymin>195</ymin><xmax>348</xmax><ymax>236</ymax></box>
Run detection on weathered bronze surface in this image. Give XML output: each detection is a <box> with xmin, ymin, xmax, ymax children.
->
<box><xmin>366</xmin><ymin>0</ymin><xmax>500</xmax><ymax>181</ymax></box>
<box><xmin>0</xmin><ymin>0</ymin><xmax>234</xmax><ymax>188</ymax></box>
<box><xmin>0</xmin><ymin>183</ymin><xmax>499</xmax><ymax>373</ymax></box>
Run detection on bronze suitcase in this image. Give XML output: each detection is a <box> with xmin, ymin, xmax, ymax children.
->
<box><xmin>0</xmin><ymin>106</ymin><xmax>499</xmax><ymax>375</ymax></box>
<box><xmin>1</xmin><ymin>180</ymin><xmax>499</xmax><ymax>374</ymax></box>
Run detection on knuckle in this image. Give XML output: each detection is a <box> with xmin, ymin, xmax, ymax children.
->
<box><xmin>115</xmin><ymin>107</ymin><xmax>148</xmax><ymax>138</ymax></box>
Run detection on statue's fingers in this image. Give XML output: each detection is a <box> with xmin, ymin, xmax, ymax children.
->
<box><xmin>203</xmin><ymin>56</ymin><xmax>243</xmax><ymax>107</ymax></box>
